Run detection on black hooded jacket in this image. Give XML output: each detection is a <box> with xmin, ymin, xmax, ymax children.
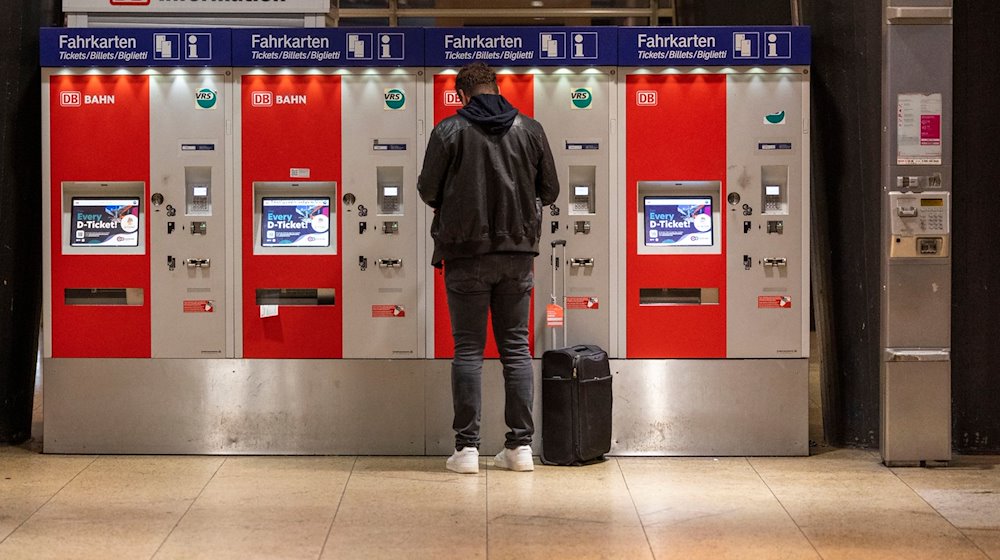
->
<box><xmin>418</xmin><ymin>93</ymin><xmax>560</xmax><ymax>267</ymax></box>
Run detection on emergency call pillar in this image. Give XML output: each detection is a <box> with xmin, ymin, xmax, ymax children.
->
<box><xmin>880</xmin><ymin>1</ymin><xmax>953</xmax><ymax>466</ymax></box>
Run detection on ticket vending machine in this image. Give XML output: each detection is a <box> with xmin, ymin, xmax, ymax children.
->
<box><xmin>234</xmin><ymin>28</ymin><xmax>425</xmax><ymax>359</ymax></box>
<box><xmin>615</xmin><ymin>27</ymin><xmax>812</xmax><ymax>454</ymax></box>
<box><xmin>423</xmin><ymin>28</ymin><xmax>618</xmax><ymax>360</ymax></box>
<box><xmin>41</xmin><ymin>28</ymin><xmax>234</xmax><ymax>451</ymax></box>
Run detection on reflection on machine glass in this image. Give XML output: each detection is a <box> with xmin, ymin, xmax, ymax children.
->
<box><xmin>643</xmin><ymin>196</ymin><xmax>713</xmax><ymax>247</ymax></box>
<box><xmin>70</xmin><ymin>197</ymin><xmax>141</xmax><ymax>247</ymax></box>
<box><xmin>261</xmin><ymin>197</ymin><xmax>331</xmax><ymax>247</ymax></box>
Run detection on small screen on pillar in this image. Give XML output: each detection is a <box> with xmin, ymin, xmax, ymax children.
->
<box><xmin>643</xmin><ymin>196</ymin><xmax>713</xmax><ymax>247</ymax></box>
<box><xmin>70</xmin><ymin>198</ymin><xmax>141</xmax><ymax>247</ymax></box>
<box><xmin>261</xmin><ymin>198</ymin><xmax>331</xmax><ymax>247</ymax></box>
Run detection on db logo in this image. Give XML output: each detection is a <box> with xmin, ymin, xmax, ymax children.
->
<box><xmin>636</xmin><ymin>90</ymin><xmax>657</xmax><ymax>106</ymax></box>
<box><xmin>110</xmin><ymin>0</ymin><xmax>151</xmax><ymax>4</ymax></box>
<box><xmin>251</xmin><ymin>91</ymin><xmax>273</xmax><ymax>107</ymax></box>
<box><xmin>60</xmin><ymin>91</ymin><xmax>82</xmax><ymax>107</ymax></box>
<box><xmin>443</xmin><ymin>91</ymin><xmax>462</xmax><ymax>107</ymax></box>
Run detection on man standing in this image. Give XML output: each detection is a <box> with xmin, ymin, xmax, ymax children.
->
<box><xmin>418</xmin><ymin>63</ymin><xmax>559</xmax><ymax>474</ymax></box>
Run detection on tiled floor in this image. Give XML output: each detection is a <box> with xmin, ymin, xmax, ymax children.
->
<box><xmin>1</xmin><ymin>447</ymin><xmax>998</xmax><ymax>559</ymax></box>
<box><xmin>6</xmin><ymin>335</ymin><xmax>997</xmax><ymax>558</ymax></box>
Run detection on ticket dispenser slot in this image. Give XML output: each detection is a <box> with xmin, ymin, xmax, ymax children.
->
<box><xmin>185</xmin><ymin>167</ymin><xmax>212</xmax><ymax>216</ymax></box>
<box><xmin>889</xmin><ymin>192</ymin><xmax>950</xmax><ymax>258</ymax></box>
<box><xmin>761</xmin><ymin>165</ymin><xmax>789</xmax><ymax>215</ymax></box>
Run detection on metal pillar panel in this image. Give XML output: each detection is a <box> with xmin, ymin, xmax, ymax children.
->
<box><xmin>881</xmin><ymin>0</ymin><xmax>953</xmax><ymax>465</ymax></box>
<box><xmin>725</xmin><ymin>71</ymin><xmax>811</xmax><ymax>358</ymax></box>
<box><xmin>148</xmin><ymin>72</ymin><xmax>232</xmax><ymax>359</ymax></box>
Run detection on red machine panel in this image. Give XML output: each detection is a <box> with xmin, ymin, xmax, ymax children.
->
<box><xmin>241</xmin><ymin>74</ymin><xmax>343</xmax><ymax>358</ymax></box>
<box><xmin>49</xmin><ymin>75</ymin><xmax>151</xmax><ymax>358</ymax></box>
<box><xmin>625</xmin><ymin>74</ymin><xmax>728</xmax><ymax>358</ymax></box>
<box><xmin>431</xmin><ymin>74</ymin><xmax>535</xmax><ymax>359</ymax></box>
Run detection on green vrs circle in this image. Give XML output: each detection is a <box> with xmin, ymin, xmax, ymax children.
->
<box><xmin>385</xmin><ymin>88</ymin><xmax>406</xmax><ymax>110</ymax></box>
<box><xmin>572</xmin><ymin>88</ymin><xmax>593</xmax><ymax>109</ymax></box>
<box><xmin>196</xmin><ymin>88</ymin><xmax>218</xmax><ymax>109</ymax></box>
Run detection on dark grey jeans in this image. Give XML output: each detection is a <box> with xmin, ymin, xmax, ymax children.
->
<box><xmin>445</xmin><ymin>253</ymin><xmax>535</xmax><ymax>451</ymax></box>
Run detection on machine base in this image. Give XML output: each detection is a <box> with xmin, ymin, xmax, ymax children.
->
<box><xmin>43</xmin><ymin>358</ymin><xmax>808</xmax><ymax>456</ymax></box>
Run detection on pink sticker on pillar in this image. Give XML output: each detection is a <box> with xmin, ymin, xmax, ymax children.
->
<box><xmin>921</xmin><ymin>114</ymin><xmax>941</xmax><ymax>146</ymax></box>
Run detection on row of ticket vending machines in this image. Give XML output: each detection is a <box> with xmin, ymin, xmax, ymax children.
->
<box><xmin>41</xmin><ymin>25</ymin><xmax>812</xmax><ymax>456</ymax></box>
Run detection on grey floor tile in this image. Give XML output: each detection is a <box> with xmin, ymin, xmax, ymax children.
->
<box><xmin>487</xmin><ymin>459</ymin><xmax>652</xmax><ymax>560</ymax></box>
<box><xmin>0</xmin><ymin>448</ymin><xmax>94</xmax><ymax>542</ymax></box>
<box><xmin>0</xmin><ymin>456</ymin><xmax>222</xmax><ymax>560</ymax></box>
<box><xmin>154</xmin><ymin>456</ymin><xmax>355</xmax><ymax>560</ymax></box>
<box><xmin>892</xmin><ymin>455</ymin><xmax>1000</xmax><ymax>559</ymax></box>
<box><xmin>620</xmin><ymin>457</ymin><xmax>818</xmax><ymax>560</ymax></box>
<box><xmin>752</xmin><ymin>449</ymin><xmax>989</xmax><ymax>560</ymax></box>
<box><xmin>321</xmin><ymin>457</ymin><xmax>487</xmax><ymax>560</ymax></box>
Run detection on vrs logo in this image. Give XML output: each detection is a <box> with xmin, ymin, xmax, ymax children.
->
<box><xmin>443</xmin><ymin>90</ymin><xmax>462</xmax><ymax>107</ymax></box>
<box><xmin>384</xmin><ymin>88</ymin><xmax>406</xmax><ymax>110</ymax></box>
<box><xmin>636</xmin><ymin>90</ymin><xmax>657</xmax><ymax>106</ymax></box>
<box><xmin>251</xmin><ymin>91</ymin><xmax>273</xmax><ymax>107</ymax></box>
<box><xmin>60</xmin><ymin>91</ymin><xmax>82</xmax><ymax>107</ymax></box>
<box><xmin>196</xmin><ymin>88</ymin><xmax>218</xmax><ymax>110</ymax></box>
<box><xmin>764</xmin><ymin>110</ymin><xmax>786</xmax><ymax>125</ymax></box>
<box><xmin>571</xmin><ymin>87</ymin><xmax>593</xmax><ymax>110</ymax></box>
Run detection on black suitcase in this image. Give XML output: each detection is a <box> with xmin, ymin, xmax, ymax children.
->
<box><xmin>541</xmin><ymin>240</ymin><xmax>613</xmax><ymax>466</ymax></box>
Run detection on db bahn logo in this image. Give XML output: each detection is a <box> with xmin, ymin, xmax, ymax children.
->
<box><xmin>571</xmin><ymin>87</ymin><xmax>593</xmax><ymax>110</ymax></box>
<box><xmin>251</xmin><ymin>91</ymin><xmax>273</xmax><ymax>107</ymax></box>
<box><xmin>636</xmin><ymin>90</ymin><xmax>657</xmax><ymax>106</ymax></box>
<box><xmin>443</xmin><ymin>90</ymin><xmax>462</xmax><ymax>107</ymax></box>
<box><xmin>196</xmin><ymin>88</ymin><xmax>218</xmax><ymax>110</ymax></box>
<box><xmin>60</xmin><ymin>91</ymin><xmax>82</xmax><ymax>107</ymax></box>
<box><xmin>384</xmin><ymin>88</ymin><xmax>406</xmax><ymax>110</ymax></box>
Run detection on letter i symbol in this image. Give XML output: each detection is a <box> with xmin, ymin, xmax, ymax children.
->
<box><xmin>381</xmin><ymin>35</ymin><xmax>391</xmax><ymax>59</ymax></box>
<box><xmin>767</xmin><ymin>34</ymin><xmax>778</xmax><ymax>58</ymax></box>
<box><xmin>574</xmin><ymin>34</ymin><xmax>584</xmax><ymax>58</ymax></box>
<box><xmin>188</xmin><ymin>35</ymin><xmax>199</xmax><ymax>59</ymax></box>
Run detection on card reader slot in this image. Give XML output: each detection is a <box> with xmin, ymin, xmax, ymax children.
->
<box><xmin>64</xmin><ymin>288</ymin><xmax>144</xmax><ymax>306</ymax></box>
<box><xmin>639</xmin><ymin>287</ymin><xmax>719</xmax><ymax>306</ymax></box>
<box><xmin>255</xmin><ymin>288</ymin><xmax>336</xmax><ymax>306</ymax></box>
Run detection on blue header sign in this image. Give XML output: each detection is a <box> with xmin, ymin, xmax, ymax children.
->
<box><xmin>425</xmin><ymin>27</ymin><xmax>617</xmax><ymax>67</ymax></box>
<box><xmin>231</xmin><ymin>28</ymin><xmax>424</xmax><ymax>67</ymax></box>
<box><xmin>40</xmin><ymin>27</ymin><xmax>231</xmax><ymax>67</ymax></box>
<box><xmin>618</xmin><ymin>26</ymin><xmax>810</xmax><ymax>66</ymax></box>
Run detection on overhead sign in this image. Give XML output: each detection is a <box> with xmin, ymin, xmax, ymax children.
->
<box><xmin>63</xmin><ymin>0</ymin><xmax>329</xmax><ymax>14</ymax></box>
<box><xmin>425</xmin><ymin>27</ymin><xmax>617</xmax><ymax>67</ymax></box>
<box><xmin>618</xmin><ymin>26</ymin><xmax>811</xmax><ymax>66</ymax></box>
<box><xmin>40</xmin><ymin>27</ymin><xmax>231</xmax><ymax>67</ymax></box>
<box><xmin>232</xmin><ymin>28</ymin><xmax>424</xmax><ymax>67</ymax></box>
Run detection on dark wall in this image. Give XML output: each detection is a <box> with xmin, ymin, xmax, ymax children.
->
<box><xmin>952</xmin><ymin>1</ymin><xmax>1000</xmax><ymax>453</ymax></box>
<box><xmin>0</xmin><ymin>2</ymin><xmax>61</xmax><ymax>443</ymax></box>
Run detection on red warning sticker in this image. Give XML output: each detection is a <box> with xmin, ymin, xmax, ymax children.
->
<box><xmin>566</xmin><ymin>296</ymin><xmax>600</xmax><ymax>310</ymax></box>
<box><xmin>183</xmin><ymin>300</ymin><xmax>214</xmax><ymax>313</ymax></box>
<box><xmin>546</xmin><ymin>304</ymin><xmax>565</xmax><ymax>327</ymax></box>
<box><xmin>758</xmin><ymin>296</ymin><xmax>793</xmax><ymax>309</ymax></box>
<box><xmin>372</xmin><ymin>304</ymin><xmax>406</xmax><ymax>318</ymax></box>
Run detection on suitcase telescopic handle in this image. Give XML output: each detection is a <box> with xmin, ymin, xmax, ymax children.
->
<box><xmin>551</xmin><ymin>239</ymin><xmax>568</xmax><ymax>349</ymax></box>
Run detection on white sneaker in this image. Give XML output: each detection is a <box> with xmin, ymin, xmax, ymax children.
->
<box><xmin>493</xmin><ymin>445</ymin><xmax>534</xmax><ymax>472</ymax></box>
<box><xmin>446</xmin><ymin>447</ymin><xmax>480</xmax><ymax>474</ymax></box>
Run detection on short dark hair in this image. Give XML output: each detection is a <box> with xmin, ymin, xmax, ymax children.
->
<box><xmin>455</xmin><ymin>62</ymin><xmax>499</xmax><ymax>97</ymax></box>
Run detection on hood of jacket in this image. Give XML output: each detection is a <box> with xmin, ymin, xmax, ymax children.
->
<box><xmin>457</xmin><ymin>93</ymin><xmax>519</xmax><ymax>135</ymax></box>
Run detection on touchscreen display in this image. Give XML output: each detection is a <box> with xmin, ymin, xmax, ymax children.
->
<box><xmin>70</xmin><ymin>198</ymin><xmax>141</xmax><ymax>247</ymax></box>
<box><xmin>261</xmin><ymin>198</ymin><xmax>331</xmax><ymax>247</ymax></box>
<box><xmin>644</xmin><ymin>196</ymin><xmax>713</xmax><ymax>247</ymax></box>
